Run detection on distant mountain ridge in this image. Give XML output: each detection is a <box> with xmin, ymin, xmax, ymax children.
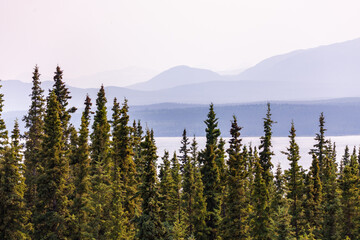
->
<box><xmin>127</xmin><ymin>65</ymin><xmax>226</xmax><ymax>91</ymax></box>
<box><xmin>2</xmin><ymin>37</ymin><xmax>360</xmax><ymax>110</ymax></box>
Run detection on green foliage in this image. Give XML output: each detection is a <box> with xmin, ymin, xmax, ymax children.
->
<box><xmin>137</xmin><ymin>130</ymin><xmax>165</xmax><ymax>239</ymax></box>
<box><xmin>251</xmin><ymin>150</ymin><xmax>274</xmax><ymax>240</ymax></box>
<box><xmin>283</xmin><ymin>122</ymin><xmax>305</xmax><ymax>239</ymax></box>
<box><xmin>222</xmin><ymin>116</ymin><xmax>250</xmax><ymax>239</ymax></box>
<box><xmin>111</xmin><ymin>98</ymin><xmax>138</xmax><ymax>237</ymax></box>
<box><xmin>259</xmin><ymin>103</ymin><xmax>275</xmax><ymax>186</ymax></box>
<box><xmin>23</xmin><ymin>65</ymin><xmax>45</xmax><ymax>218</ymax></box>
<box><xmin>0</xmin><ymin>121</ymin><xmax>31</xmax><ymax>239</ymax></box>
<box><xmin>200</xmin><ymin>103</ymin><xmax>222</xmax><ymax>240</ymax></box>
<box><xmin>33</xmin><ymin>91</ymin><xmax>72</xmax><ymax>239</ymax></box>
<box><xmin>72</xmin><ymin>95</ymin><xmax>93</xmax><ymax>239</ymax></box>
<box><xmin>89</xmin><ymin>86</ymin><xmax>112</xmax><ymax>239</ymax></box>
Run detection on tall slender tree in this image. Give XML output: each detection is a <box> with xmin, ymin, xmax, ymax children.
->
<box><xmin>72</xmin><ymin>95</ymin><xmax>92</xmax><ymax>239</ymax></box>
<box><xmin>200</xmin><ymin>103</ymin><xmax>222</xmax><ymax>240</ymax></box>
<box><xmin>222</xmin><ymin>116</ymin><xmax>250</xmax><ymax>239</ymax></box>
<box><xmin>137</xmin><ymin>130</ymin><xmax>165</xmax><ymax>239</ymax></box>
<box><xmin>259</xmin><ymin>103</ymin><xmax>275</xmax><ymax>186</ymax></box>
<box><xmin>23</xmin><ymin>65</ymin><xmax>46</xmax><ymax>218</ymax></box>
<box><xmin>111</xmin><ymin>98</ymin><xmax>138</xmax><ymax>238</ymax></box>
<box><xmin>283</xmin><ymin>122</ymin><xmax>305</xmax><ymax>239</ymax></box>
<box><xmin>33</xmin><ymin>91</ymin><xmax>71</xmax><ymax>239</ymax></box>
<box><xmin>0</xmin><ymin>121</ymin><xmax>31</xmax><ymax>239</ymax></box>
<box><xmin>89</xmin><ymin>86</ymin><xmax>112</xmax><ymax>239</ymax></box>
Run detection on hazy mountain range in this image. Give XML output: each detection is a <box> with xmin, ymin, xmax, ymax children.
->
<box><xmin>2</xmin><ymin>38</ymin><xmax>360</xmax><ymax>136</ymax></box>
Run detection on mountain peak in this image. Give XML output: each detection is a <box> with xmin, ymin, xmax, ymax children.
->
<box><xmin>127</xmin><ymin>65</ymin><xmax>222</xmax><ymax>91</ymax></box>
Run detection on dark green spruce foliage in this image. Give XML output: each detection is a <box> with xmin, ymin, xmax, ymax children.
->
<box><xmin>190</xmin><ymin>137</ymin><xmax>207</xmax><ymax>240</ymax></box>
<box><xmin>322</xmin><ymin>147</ymin><xmax>341</xmax><ymax>240</ymax></box>
<box><xmin>303</xmin><ymin>154</ymin><xmax>323</xmax><ymax>238</ymax></box>
<box><xmin>340</xmin><ymin>145</ymin><xmax>350</xmax><ymax>174</ymax></box>
<box><xmin>34</xmin><ymin>91</ymin><xmax>71</xmax><ymax>239</ymax></box>
<box><xmin>137</xmin><ymin>130</ymin><xmax>165</xmax><ymax>239</ymax></box>
<box><xmin>180</xmin><ymin>129</ymin><xmax>196</xmax><ymax>236</ymax></box>
<box><xmin>52</xmin><ymin>66</ymin><xmax>76</xmax><ymax>134</ymax></box>
<box><xmin>310</xmin><ymin>112</ymin><xmax>328</xmax><ymax>178</ymax></box>
<box><xmin>0</xmin><ymin>121</ymin><xmax>31</xmax><ymax>239</ymax></box>
<box><xmin>251</xmin><ymin>149</ymin><xmax>274</xmax><ymax>240</ymax></box>
<box><xmin>72</xmin><ymin>95</ymin><xmax>92</xmax><ymax>239</ymax></box>
<box><xmin>23</xmin><ymin>65</ymin><xmax>46</xmax><ymax>216</ymax></box>
<box><xmin>111</xmin><ymin>98</ymin><xmax>138</xmax><ymax>238</ymax></box>
<box><xmin>200</xmin><ymin>103</ymin><xmax>222</xmax><ymax>240</ymax></box>
<box><xmin>222</xmin><ymin>116</ymin><xmax>250</xmax><ymax>239</ymax></box>
<box><xmin>89</xmin><ymin>85</ymin><xmax>112</xmax><ymax>238</ymax></box>
<box><xmin>283</xmin><ymin>122</ymin><xmax>305</xmax><ymax>239</ymax></box>
<box><xmin>340</xmin><ymin>151</ymin><xmax>360</xmax><ymax>239</ymax></box>
<box><xmin>259</xmin><ymin>103</ymin><xmax>275</xmax><ymax>186</ymax></box>
<box><xmin>273</xmin><ymin>164</ymin><xmax>294</xmax><ymax>240</ymax></box>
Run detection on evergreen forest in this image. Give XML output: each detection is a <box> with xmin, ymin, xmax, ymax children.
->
<box><xmin>1</xmin><ymin>66</ymin><xmax>360</xmax><ymax>240</ymax></box>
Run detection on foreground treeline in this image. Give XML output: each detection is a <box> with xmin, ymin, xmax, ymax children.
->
<box><xmin>0</xmin><ymin>66</ymin><xmax>360</xmax><ymax>240</ymax></box>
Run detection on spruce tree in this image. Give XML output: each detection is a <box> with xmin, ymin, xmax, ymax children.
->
<box><xmin>0</xmin><ymin>121</ymin><xmax>31</xmax><ymax>239</ymax></box>
<box><xmin>273</xmin><ymin>164</ymin><xmax>294</xmax><ymax>240</ymax></box>
<box><xmin>52</xmin><ymin>65</ymin><xmax>76</xmax><ymax>133</ymax></box>
<box><xmin>171</xmin><ymin>152</ymin><xmax>182</xmax><ymax>223</ymax></box>
<box><xmin>322</xmin><ymin>152</ymin><xmax>341</xmax><ymax>240</ymax></box>
<box><xmin>200</xmin><ymin>103</ymin><xmax>222</xmax><ymax>240</ymax></box>
<box><xmin>23</xmin><ymin>65</ymin><xmax>46</xmax><ymax>217</ymax></box>
<box><xmin>111</xmin><ymin>98</ymin><xmax>138</xmax><ymax>238</ymax></box>
<box><xmin>137</xmin><ymin>130</ymin><xmax>165</xmax><ymax>239</ymax></box>
<box><xmin>72</xmin><ymin>95</ymin><xmax>92</xmax><ymax>239</ymax></box>
<box><xmin>89</xmin><ymin>85</ymin><xmax>112</xmax><ymax>238</ymax></box>
<box><xmin>34</xmin><ymin>91</ymin><xmax>71</xmax><ymax>239</ymax></box>
<box><xmin>259</xmin><ymin>102</ymin><xmax>275</xmax><ymax>186</ymax></box>
<box><xmin>180</xmin><ymin>129</ymin><xmax>196</xmax><ymax>236</ymax></box>
<box><xmin>159</xmin><ymin>151</ymin><xmax>179</xmax><ymax>237</ymax></box>
<box><xmin>222</xmin><ymin>116</ymin><xmax>250</xmax><ymax>239</ymax></box>
<box><xmin>251</xmin><ymin>149</ymin><xmax>274</xmax><ymax>240</ymax></box>
<box><xmin>340</xmin><ymin>145</ymin><xmax>350</xmax><ymax>174</ymax></box>
<box><xmin>303</xmin><ymin>154</ymin><xmax>323</xmax><ymax>238</ymax></box>
<box><xmin>340</xmin><ymin>152</ymin><xmax>360</xmax><ymax>239</ymax></box>
<box><xmin>309</xmin><ymin>112</ymin><xmax>328</xmax><ymax>178</ymax></box>
<box><xmin>283</xmin><ymin>122</ymin><xmax>305</xmax><ymax>239</ymax></box>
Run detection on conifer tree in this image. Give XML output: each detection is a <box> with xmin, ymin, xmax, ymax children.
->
<box><xmin>0</xmin><ymin>121</ymin><xmax>31</xmax><ymax>239</ymax></box>
<box><xmin>34</xmin><ymin>91</ymin><xmax>71</xmax><ymax>239</ymax></box>
<box><xmin>222</xmin><ymin>116</ymin><xmax>250</xmax><ymax>239</ymax></box>
<box><xmin>111</xmin><ymin>98</ymin><xmax>138</xmax><ymax>237</ymax></box>
<box><xmin>171</xmin><ymin>152</ymin><xmax>182</xmax><ymax>223</ymax></box>
<box><xmin>200</xmin><ymin>103</ymin><xmax>222</xmax><ymax>240</ymax></box>
<box><xmin>273</xmin><ymin>164</ymin><xmax>294</xmax><ymax>240</ymax></box>
<box><xmin>251</xmin><ymin>150</ymin><xmax>274</xmax><ymax>240</ymax></box>
<box><xmin>159</xmin><ymin>151</ymin><xmax>179</xmax><ymax>237</ymax></box>
<box><xmin>107</xmin><ymin>99</ymin><xmax>127</xmax><ymax>239</ymax></box>
<box><xmin>180</xmin><ymin>129</ymin><xmax>196</xmax><ymax>236</ymax></box>
<box><xmin>0</xmin><ymin>81</ymin><xmax>8</xmax><ymax>150</ymax></box>
<box><xmin>309</xmin><ymin>112</ymin><xmax>328</xmax><ymax>178</ymax></box>
<box><xmin>283</xmin><ymin>122</ymin><xmax>305</xmax><ymax>239</ymax></box>
<box><xmin>303</xmin><ymin>154</ymin><xmax>323</xmax><ymax>238</ymax></box>
<box><xmin>23</xmin><ymin>65</ymin><xmax>46</xmax><ymax>216</ymax></box>
<box><xmin>137</xmin><ymin>130</ymin><xmax>165</xmax><ymax>239</ymax></box>
<box><xmin>340</xmin><ymin>152</ymin><xmax>360</xmax><ymax>239</ymax></box>
<box><xmin>322</xmin><ymin>152</ymin><xmax>341</xmax><ymax>240</ymax></box>
<box><xmin>89</xmin><ymin>85</ymin><xmax>112</xmax><ymax>238</ymax></box>
<box><xmin>52</xmin><ymin>65</ymin><xmax>76</xmax><ymax>134</ymax></box>
<box><xmin>72</xmin><ymin>95</ymin><xmax>92</xmax><ymax>239</ymax></box>
<box><xmin>340</xmin><ymin>145</ymin><xmax>350</xmax><ymax>174</ymax></box>
<box><xmin>259</xmin><ymin>102</ymin><xmax>275</xmax><ymax>186</ymax></box>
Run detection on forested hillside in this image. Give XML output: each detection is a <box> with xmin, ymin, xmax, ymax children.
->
<box><xmin>1</xmin><ymin>66</ymin><xmax>360</xmax><ymax>239</ymax></box>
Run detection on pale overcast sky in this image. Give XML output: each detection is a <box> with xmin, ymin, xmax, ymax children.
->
<box><xmin>1</xmin><ymin>0</ymin><xmax>360</xmax><ymax>85</ymax></box>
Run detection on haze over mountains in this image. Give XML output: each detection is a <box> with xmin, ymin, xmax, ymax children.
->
<box><xmin>2</xmin><ymin>38</ymin><xmax>360</xmax><ymax>136</ymax></box>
